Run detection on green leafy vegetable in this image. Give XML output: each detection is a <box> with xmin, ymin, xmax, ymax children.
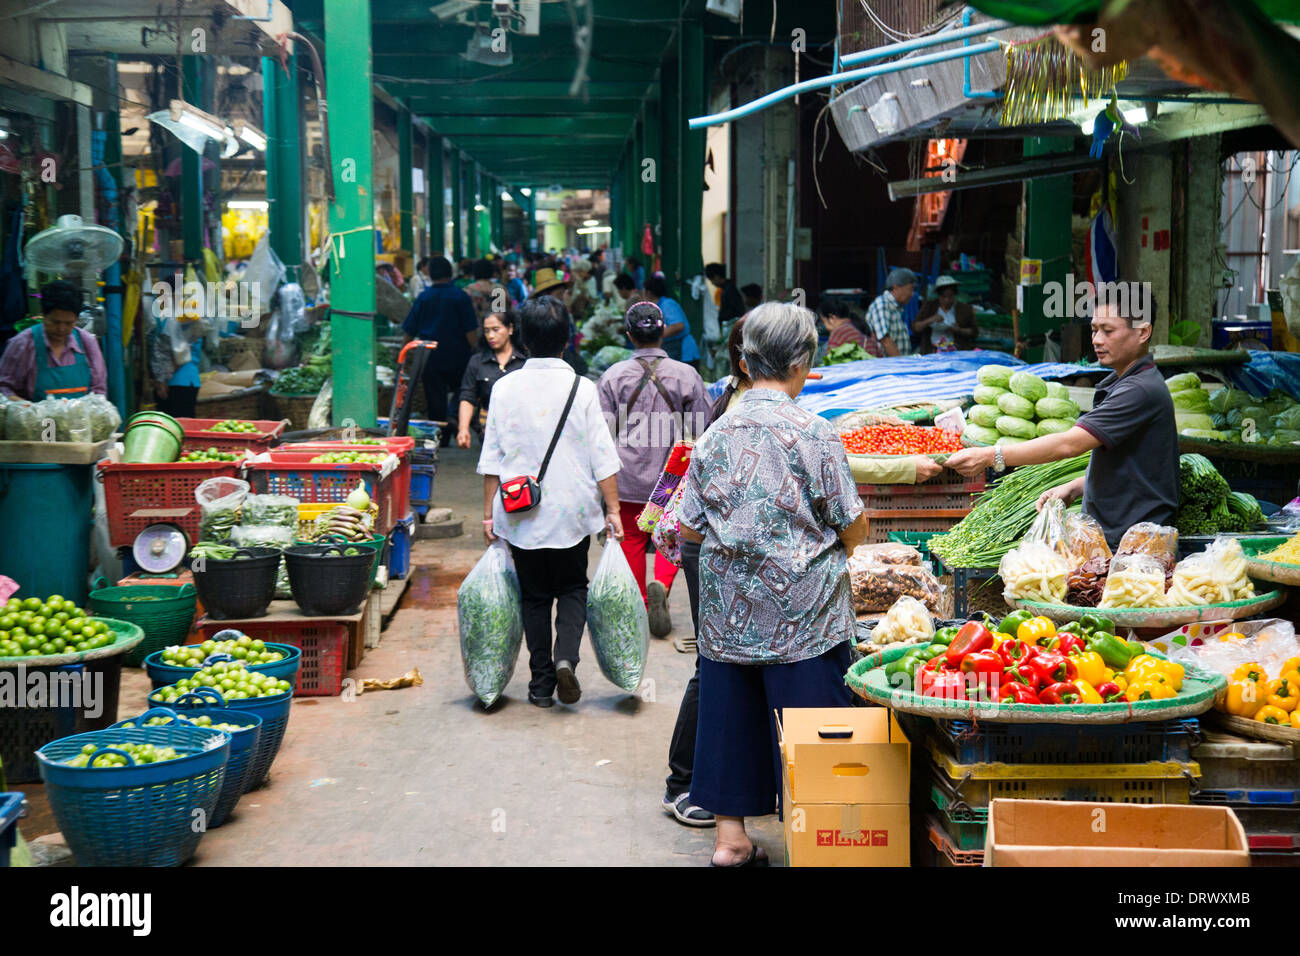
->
<box><xmin>976</xmin><ymin>365</ymin><xmax>1014</xmax><ymax>389</ymax></box>
<box><xmin>821</xmin><ymin>343</ymin><xmax>872</xmax><ymax>366</ymax></box>
<box><xmin>1009</xmin><ymin>370</ymin><xmax>1047</xmax><ymax>403</ymax></box>
<box><xmin>973</xmin><ymin>385</ymin><xmax>1009</xmax><ymax>407</ymax></box>
<box><xmin>996</xmin><ymin>392</ymin><xmax>1036</xmax><ymax>420</ymax></box>
<box><xmin>968</xmin><ymin>404</ymin><xmax>1001</xmax><ymax>429</ymax></box>
<box><xmin>996</xmin><ymin>415</ymin><xmax>1037</xmax><ymax>439</ymax></box>
<box><xmin>457</xmin><ymin>546</ymin><xmax>524</xmax><ymax>707</ymax></box>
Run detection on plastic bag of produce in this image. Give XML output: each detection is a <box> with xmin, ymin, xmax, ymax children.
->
<box><xmin>999</xmin><ymin>541</ymin><xmax>1068</xmax><ymax>604</ymax></box>
<box><xmin>83</xmin><ymin>394</ymin><xmax>122</xmax><ymax>442</ymax></box>
<box><xmin>1024</xmin><ymin>497</ymin><xmax>1069</xmax><ymax>558</ymax></box>
<box><xmin>242</xmin><ymin>494</ymin><xmax>300</xmax><ymax>528</ymax></box>
<box><xmin>231</xmin><ymin>524</ymin><xmax>294</xmax><ymax>548</ymax></box>
<box><xmin>869</xmin><ymin>595</ymin><xmax>934</xmax><ymax>645</ymax></box>
<box><xmin>996</xmin><ymin>415</ymin><xmax>1037</xmax><ymax>439</ymax></box>
<box><xmin>1115</xmin><ymin>521</ymin><xmax>1178</xmax><ymax>573</ymax></box>
<box><xmin>58</xmin><ymin>396</ymin><xmax>93</xmax><ymax>443</ymax></box>
<box><xmin>1009</xmin><ymin>370</ymin><xmax>1047</xmax><ymax>402</ymax></box>
<box><xmin>962</xmin><ymin>423</ymin><xmax>999</xmax><ymax>446</ymax></box>
<box><xmin>996</xmin><ymin>392</ymin><xmax>1036</xmax><ymax>420</ymax></box>
<box><xmin>1165</xmin><ymin>372</ymin><xmax>1202</xmax><ymax>393</ymax></box>
<box><xmin>196</xmin><ymin>476</ymin><xmax>249</xmax><ymax>543</ymax></box>
<box><xmin>847</xmin><ymin>557</ymin><xmax>944</xmax><ymax>613</ymax></box>
<box><xmin>1036</xmin><ymin>418</ymin><xmax>1074</xmax><ymax>436</ymax></box>
<box><xmin>1273</xmin><ymin>405</ymin><xmax>1300</xmax><ymax>431</ymax></box>
<box><xmin>1035</xmin><ymin>396</ymin><xmax>1080</xmax><ymax>420</ymax></box>
<box><xmin>457</xmin><ymin>543</ymin><xmax>524</xmax><ymax>707</ymax></box>
<box><xmin>34</xmin><ymin>398</ymin><xmax>65</xmax><ymax>442</ymax></box>
<box><xmin>4</xmin><ymin>400</ymin><xmax>40</xmax><ymax>441</ymax></box>
<box><xmin>972</xmin><ymin>384</ymin><xmax>1008</xmax><ymax>407</ymax></box>
<box><xmin>1066</xmin><ymin>556</ymin><xmax>1110</xmax><ymax>607</ymax></box>
<box><xmin>852</xmin><ymin>542</ymin><xmax>922</xmax><ymax>566</ymax></box>
<box><xmin>968</xmin><ymin>404</ymin><xmax>1001</xmax><ymax>429</ymax></box>
<box><xmin>1165</xmin><ymin>619</ymin><xmax>1300</xmax><ymax>684</ymax></box>
<box><xmin>1099</xmin><ymin>553</ymin><xmax>1167</xmax><ymax>608</ymax></box>
<box><xmin>1165</xmin><ymin>536</ymin><xmax>1254</xmax><ymax>606</ymax></box>
<box><xmin>976</xmin><ymin>365</ymin><xmax>1014</xmax><ymax>389</ymax></box>
<box><xmin>1172</xmin><ymin>388</ymin><xmax>1211</xmax><ymax>413</ymax></box>
<box><xmin>0</xmin><ymin>394</ymin><xmax>8</xmax><ymax>437</ymax></box>
<box><xmin>1064</xmin><ymin>511</ymin><xmax>1112</xmax><ymax>570</ymax></box>
<box><xmin>586</xmin><ymin>537</ymin><xmax>650</xmax><ymax>692</ymax></box>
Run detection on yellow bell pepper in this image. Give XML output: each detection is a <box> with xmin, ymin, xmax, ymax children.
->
<box><xmin>1112</xmin><ymin>673</ymin><xmax>1128</xmax><ymax>694</ymax></box>
<box><xmin>1290</xmin><ymin>710</ymin><xmax>1300</xmax><ymax>730</ymax></box>
<box><xmin>1072</xmin><ymin>651</ymin><xmax>1106</xmax><ymax>687</ymax></box>
<box><xmin>1017</xmin><ymin>616</ymin><xmax>1056</xmax><ymax>646</ymax></box>
<box><xmin>1103</xmin><ymin>667</ymin><xmax>1116</xmax><ymax>682</ymax></box>
<box><xmin>1232</xmin><ymin>661</ymin><xmax>1268</xmax><ymax>684</ymax></box>
<box><xmin>1265</xmin><ymin>676</ymin><xmax>1300</xmax><ymax>713</ymax></box>
<box><xmin>1218</xmin><ymin>632</ymin><xmax>1248</xmax><ymax>643</ymax></box>
<box><xmin>1073</xmin><ymin>679</ymin><xmax>1103</xmax><ymax>704</ymax></box>
<box><xmin>1126</xmin><ymin>656</ymin><xmax>1183</xmax><ymax>691</ymax></box>
<box><xmin>1255</xmin><ymin>705</ymin><xmax>1291</xmax><ymax>725</ymax></box>
<box><xmin>1283</xmin><ymin>656</ymin><xmax>1300</xmax><ymax>677</ymax></box>
<box><xmin>1223</xmin><ymin>679</ymin><xmax>1265</xmax><ymax>718</ymax></box>
<box><xmin>1125</xmin><ymin>654</ymin><xmax>1161</xmax><ymax>678</ymax></box>
<box><xmin>1126</xmin><ymin>680</ymin><xmax>1176</xmax><ymax>702</ymax></box>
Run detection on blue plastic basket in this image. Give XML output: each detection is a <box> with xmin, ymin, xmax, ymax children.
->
<box><xmin>929</xmin><ymin>718</ymin><xmax>1200</xmax><ymax>766</ymax></box>
<box><xmin>111</xmin><ymin>704</ymin><xmax>262</xmax><ymax>828</ymax></box>
<box><xmin>410</xmin><ymin>462</ymin><xmax>436</xmax><ymax>517</ymax></box>
<box><xmin>36</xmin><ymin>724</ymin><xmax>231</xmax><ymax>866</ymax></box>
<box><xmin>150</xmin><ymin>685</ymin><xmax>291</xmax><ymax>790</ymax></box>
<box><xmin>1193</xmin><ymin>787</ymin><xmax>1300</xmax><ymax>805</ymax></box>
<box><xmin>0</xmin><ymin>791</ymin><xmax>25</xmax><ymax>867</ymax></box>
<box><xmin>388</xmin><ymin>514</ymin><xmax>414</xmax><ymax>579</ymax></box>
<box><xmin>142</xmin><ymin>642</ymin><xmax>302</xmax><ymax>691</ymax></box>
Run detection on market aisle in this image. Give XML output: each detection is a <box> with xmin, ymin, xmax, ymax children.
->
<box><xmin>109</xmin><ymin>446</ymin><xmax>781</xmax><ymax>867</ymax></box>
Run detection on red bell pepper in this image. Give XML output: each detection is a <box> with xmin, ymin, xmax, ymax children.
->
<box><xmin>959</xmin><ymin>649</ymin><xmax>1003</xmax><ymax>676</ymax></box>
<box><xmin>945</xmin><ymin>621</ymin><xmax>994</xmax><ymax>668</ymax></box>
<box><xmin>1057</xmin><ymin>633</ymin><xmax>1087</xmax><ymax>657</ymax></box>
<box><xmin>921</xmin><ymin>669</ymin><xmax>967</xmax><ymax>701</ymax></box>
<box><xmin>997</xmin><ymin>639</ymin><xmax>1039</xmax><ymax>668</ymax></box>
<box><xmin>1039</xmin><ymin>682</ymin><xmax>1082</xmax><ymax>705</ymax></box>
<box><xmin>999</xmin><ymin>682</ymin><xmax>1041</xmax><ymax>705</ymax></box>
<box><xmin>1096</xmin><ymin>681</ymin><xmax>1125</xmax><ymax>703</ymax></box>
<box><xmin>1000</xmin><ymin>662</ymin><xmax>1042</xmax><ymax>693</ymax></box>
<box><xmin>1034</xmin><ymin>651</ymin><xmax>1077</xmax><ymax>684</ymax></box>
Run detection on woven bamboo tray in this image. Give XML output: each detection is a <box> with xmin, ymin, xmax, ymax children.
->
<box><xmin>1007</xmin><ymin>588</ymin><xmax>1286</xmax><ymax>627</ymax></box>
<box><xmin>266</xmin><ymin>392</ymin><xmax>319</xmax><ymax>431</ymax></box>
<box><xmin>1240</xmin><ymin>536</ymin><xmax>1300</xmax><ymax>587</ymax></box>
<box><xmin>1209</xmin><ymin>711</ymin><xmax>1300</xmax><ymax>744</ymax></box>
<box><xmin>845</xmin><ymin>643</ymin><xmax>1225</xmax><ymax>723</ymax></box>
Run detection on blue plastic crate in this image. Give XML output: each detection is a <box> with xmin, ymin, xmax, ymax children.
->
<box><xmin>388</xmin><ymin>514</ymin><xmax>415</xmax><ymax>579</ymax></box>
<box><xmin>930</xmin><ymin>718</ymin><xmax>1200</xmax><ymax>766</ymax></box>
<box><xmin>1193</xmin><ymin>787</ymin><xmax>1300</xmax><ymax>805</ymax></box>
<box><xmin>0</xmin><ymin>792</ymin><xmax>25</xmax><ymax>867</ymax></box>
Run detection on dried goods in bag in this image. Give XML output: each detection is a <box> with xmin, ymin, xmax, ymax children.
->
<box><xmin>1115</xmin><ymin>522</ymin><xmax>1178</xmax><ymax>574</ymax></box>
<box><xmin>1165</xmin><ymin>536</ymin><xmax>1255</xmax><ymax>606</ymax></box>
<box><xmin>848</xmin><ymin>557</ymin><xmax>943</xmax><ymax>613</ymax></box>
<box><xmin>457</xmin><ymin>543</ymin><xmax>524</xmax><ymax>707</ymax></box>
<box><xmin>851</xmin><ymin>542</ymin><xmax>923</xmax><ymax>567</ymax></box>
<box><xmin>1064</xmin><ymin>512</ymin><xmax>1112</xmax><ymax>570</ymax></box>
<box><xmin>586</xmin><ymin>538</ymin><xmax>650</xmax><ymax>693</ymax></box>
<box><xmin>870</xmin><ymin>595</ymin><xmax>934</xmax><ymax>645</ymax></box>
<box><xmin>999</xmin><ymin>542</ymin><xmax>1068</xmax><ymax>604</ymax></box>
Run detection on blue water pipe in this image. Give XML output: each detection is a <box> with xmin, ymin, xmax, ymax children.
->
<box><xmin>963</xmin><ymin>9</ymin><xmax>1004</xmax><ymax>99</ymax></box>
<box><xmin>90</xmin><ymin>127</ymin><xmax>126</xmax><ymax>418</ymax></box>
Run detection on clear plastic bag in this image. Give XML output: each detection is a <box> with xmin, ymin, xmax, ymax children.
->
<box><xmin>1024</xmin><ymin>497</ymin><xmax>1069</xmax><ymax>559</ymax></box>
<box><xmin>4</xmin><ymin>400</ymin><xmax>40</xmax><ymax>441</ymax></box>
<box><xmin>999</xmin><ymin>541</ymin><xmax>1068</xmax><ymax>604</ymax></box>
<box><xmin>1115</xmin><ymin>522</ymin><xmax>1179</xmax><ymax>574</ymax></box>
<box><xmin>242</xmin><ymin>494</ymin><xmax>300</xmax><ymax>528</ymax></box>
<box><xmin>83</xmin><ymin>394</ymin><xmax>122</xmax><ymax>442</ymax></box>
<box><xmin>586</xmin><ymin>538</ymin><xmax>651</xmax><ymax>693</ymax></box>
<box><xmin>457</xmin><ymin>543</ymin><xmax>524</xmax><ymax>707</ymax></box>
<box><xmin>195</xmin><ymin>476</ymin><xmax>249</xmax><ymax>544</ymax></box>
<box><xmin>852</xmin><ymin>542</ymin><xmax>923</xmax><ymax>566</ymax></box>
<box><xmin>1165</xmin><ymin>536</ymin><xmax>1255</xmax><ymax>606</ymax></box>
<box><xmin>231</xmin><ymin>525</ymin><xmax>294</xmax><ymax>548</ymax></box>
<box><xmin>1064</xmin><ymin>512</ymin><xmax>1111</xmax><ymax>570</ymax></box>
<box><xmin>848</xmin><ymin>557</ymin><xmax>944</xmax><ymax>613</ymax></box>
<box><xmin>58</xmin><ymin>396</ymin><xmax>93</xmax><ymax>443</ymax></box>
<box><xmin>1166</xmin><ymin>619</ymin><xmax>1300</xmax><ymax>681</ymax></box>
<box><xmin>1099</xmin><ymin>553</ymin><xmax>1168</xmax><ymax>608</ymax></box>
<box><xmin>870</xmin><ymin>595</ymin><xmax>935</xmax><ymax>645</ymax></box>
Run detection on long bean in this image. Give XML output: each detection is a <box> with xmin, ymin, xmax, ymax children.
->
<box><xmin>930</xmin><ymin>455</ymin><xmax>1090</xmax><ymax>568</ymax></box>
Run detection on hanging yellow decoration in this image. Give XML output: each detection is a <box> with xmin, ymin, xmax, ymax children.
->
<box><xmin>999</xmin><ymin>34</ymin><xmax>1128</xmax><ymax>127</ymax></box>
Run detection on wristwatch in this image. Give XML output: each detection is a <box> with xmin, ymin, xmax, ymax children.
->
<box><xmin>993</xmin><ymin>445</ymin><xmax>1006</xmax><ymax>473</ymax></box>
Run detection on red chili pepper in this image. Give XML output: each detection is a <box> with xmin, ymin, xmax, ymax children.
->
<box><xmin>999</xmin><ymin>682</ymin><xmax>1041</xmax><ymax>704</ymax></box>
<box><xmin>946</xmin><ymin>621</ymin><xmax>994</xmax><ymax>668</ymax></box>
<box><xmin>1039</xmin><ymin>682</ymin><xmax>1082</xmax><ymax>705</ymax></box>
<box><xmin>1096</xmin><ymin>681</ymin><xmax>1125</xmax><ymax>703</ymax></box>
<box><xmin>1000</xmin><ymin>661</ymin><xmax>1042</xmax><ymax>693</ymax></box>
<box><xmin>997</xmin><ymin>639</ymin><xmax>1039</xmax><ymax>669</ymax></box>
<box><xmin>1057</xmin><ymin>633</ymin><xmax>1087</xmax><ymax>656</ymax></box>
<box><xmin>1034</xmin><ymin>651</ymin><xmax>1077</xmax><ymax>684</ymax></box>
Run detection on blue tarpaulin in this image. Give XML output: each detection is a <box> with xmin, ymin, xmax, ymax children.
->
<box><xmin>1223</xmin><ymin>351</ymin><xmax>1300</xmax><ymax>400</ymax></box>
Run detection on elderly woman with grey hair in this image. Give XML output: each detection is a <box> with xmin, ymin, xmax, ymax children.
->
<box><xmin>676</xmin><ymin>301</ymin><xmax>867</xmax><ymax>866</ymax></box>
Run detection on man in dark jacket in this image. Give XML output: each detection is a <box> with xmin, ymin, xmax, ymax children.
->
<box><xmin>705</xmin><ymin>263</ymin><xmax>746</xmax><ymax>326</ymax></box>
<box><xmin>402</xmin><ymin>256</ymin><xmax>478</xmax><ymax>445</ymax></box>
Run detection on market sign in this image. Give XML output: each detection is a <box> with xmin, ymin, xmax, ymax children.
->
<box><xmin>1019</xmin><ymin>258</ymin><xmax>1043</xmax><ymax>286</ymax></box>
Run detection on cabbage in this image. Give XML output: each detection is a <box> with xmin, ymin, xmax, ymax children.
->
<box><xmin>1035</xmin><ymin>396</ymin><xmax>1080</xmax><ymax>420</ymax></box>
<box><xmin>1211</xmin><ymin>413</ymin><xmax>1228</xmax><ymax>430</ymax></box>
<box><xmin>1180</xmin><ymin>428</ymin><xmax>1230</xmax><ymax>442</ymax></box>
<box><xmin>968</xmin><ymin>404</ymin><xmax>1001</xmax><ymax>429</ymax></box>
<box><xmin>973</xmin><ymin>385</ymin><xmax>1009</xmax><ymax>406</ymax></box>
<box><xmin>996</xmin><ymin>435</ymin><xmax>1029</xmax><ymax>446</ymax></box>
<box><xmin>1269</xmin><ymin>429</ymin><xmax>1300</xmax><ymax>446</ymax></box>
<box><xmin>977</xmin><ymin>365</ymin><xmax>1014</xmax><ymax>389</ymax></box>
<box><xmin>1036</xmin><ymin>418</ymin><xmax>1074</xmax><ymax>436</ymax></box>
<box><xmin>1209</xmin><ymin>388</ymin><xmax>1252</xmax><ymax>414</ymax></box>
<box><xmin>1171</xmin><ymin>388</ymin><xmax>1211</xmax><ymax>413</ymax></box>
<box><xmin>996</xmin><ymin>392</ymin><xmax>1036</xmax><ymax>420</ymax></box>
<box><xmin>1273</xmin><ymin>406</ymin><xmax>1300</xmax><ymax>431</ymax></box>
<box><xmin>1175</xmin><ymin>412</ymin><xmax>1214</xmax><ymax>432</ymax></box>
<box><xmin>1045</xmin><ymin>382</ymin><xmax>1069</xmax><ymax>400</ymax></box>
<box><xmin>1164</xmin><ymin>372</ymin><xmax>1202</xmax><ymax>393</ymax></box>
<box><xmin>1009</xmin><ymin>370</ymin><xmax>1048</xmax><ymax>403</ymax></box>
<box><xmin>962</xmin><ymin>423</ymin><xmax>1000</xmax><ymax>446</ymax></box>
<box><xmin>996</xmin><ymin>415</ymin><xmax>1038</xmax><ymax>439</ymax></box>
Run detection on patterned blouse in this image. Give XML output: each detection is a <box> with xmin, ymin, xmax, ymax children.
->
<box><xmin>678</xmin><ymin>388</ymin><xmax>863</xmax><ymax>665</ymax></box>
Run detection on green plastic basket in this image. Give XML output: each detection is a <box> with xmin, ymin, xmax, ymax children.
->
<box><xmin>88</xmin><ymin>584</ymin><xmax>197</xmax><ymax>667</ymax></box>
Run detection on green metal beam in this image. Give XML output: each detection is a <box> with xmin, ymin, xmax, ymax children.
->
<box><xmin>398</xmin><ymin>105</ymin><xmax>413</xmax><ymax>251</ymax></box>
<box><xmin>450</xmin><ymin>147</ymin><xmax>463</xmax><ymax>259</ymax></box>
<box><xmin>325</xmin><ymin>0</ymin><xmax>377</xmax><ymax>428</ymax></box>
<box><xmin>181</xmin><ymin>56</ymin><xmax>204</xmax><ymax>261</ymax></box>
<box><xmin>427</xmin><ymin>115</ymin><xmax>630</xmax><ymax>137</ymax></box>
<box><xmin>678</xmin><ymin>22</ymin><xmax>707</xmax><ymax>337</ymax></box>
<box><xmin>427</xmin><ymin>130</ymin><xmax>443</xmax><ymax>256</ymax></box>
<box><xmin>414</xmin><ymin>98</ymin><xmax>646</xmax><ymax>117</ymax></box>
<box><xmin>468</xmin><ymin>163</ymin><xmax>479</xmax><ymax>259</ymax></box>
<box><xmin>384</xmin><ymin>81</ymin><xmax>653</xmax><ymax>99</ymax></box>
<box><xmin>262</xmin><ymin>51</ymin><xmax>303</xmax><ymax>277</ymax></box>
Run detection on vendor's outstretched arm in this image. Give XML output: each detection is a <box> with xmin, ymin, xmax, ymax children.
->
<box><xmin>944</xmin><ymin>426</ymin><xmax>1100</xmax><ymax>476</ymax></box>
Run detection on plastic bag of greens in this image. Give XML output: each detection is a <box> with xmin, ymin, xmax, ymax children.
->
<box><xmin>58</xmin><ymin>396</ymin><xmax>94</xmax><ymax>443</ymax></box>
<box><xmin>586</xmin><ymin>537</ymin><xmax>650</xmax><ymax>693</ymax></box>
<box><xmin>196</xmin><ymin>476</ymin><xmax>249</xmax><ymax>543</ymax></box>
<box><xmin>35</xmin><ymin>398</ymin><xmax>66</xmax><ymax>442</ymax></box>
<box><xmin>232</xmin><ymin>524</ymin><xmax>296</xmax><ymax>598</ymax></box>
<box><xmin>5</xmin><ymin>400</ymin><xmax>40</xmax><ymax>441</ymax></box>
<box><xmin>242</xmin><ymin>494</ymin><xmax>300</xmax><ymax>528</ymax></box>
<box><xmin>84</xmin><ymin>394</ymin><xmax>122</xmax><ymax>442</ymax></box>
<box><xmin>457</xmin><ymin>543</ymin><xmax>524</xmax><ymax>707</ymax></box>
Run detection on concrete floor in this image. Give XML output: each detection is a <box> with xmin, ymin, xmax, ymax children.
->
<box><xmin>17</xmin><ymin>445</ymin><xmax>781</xmax><ymax>866</ymax></box>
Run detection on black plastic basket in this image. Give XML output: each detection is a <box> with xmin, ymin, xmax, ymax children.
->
<box><xmin>191</xmin><ymin>547</ymin><xmax>281</xmax><ymax>620</ymax></box>
<box><xmin>284</xmin><ymin>544</ymin><xmax>373</xmax><ymax>616</ymax></box>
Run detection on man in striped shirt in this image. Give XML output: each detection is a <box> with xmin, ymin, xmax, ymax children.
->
<box><xmin>865</xmin><ymin>267</ymin><xmax>917</xmax><ymax>357</ymax></box>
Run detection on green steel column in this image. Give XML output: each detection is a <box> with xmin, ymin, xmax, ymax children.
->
<box><xmin>263</xmin><ymin>50</ymin><xmax>302</xmax><ymax>280</ymax></box>
<box><xmin>620</xmin><ymin>151</ymin><xmax>633</xmax><ymax>258</ymax></box>
<box><xmin>524</xmin><ymin>187</ymin><xmax>535</xmax><ymax>252</ymax></box>
<box><xmin>642</xmin><ymin>97</ymin><xmax>661</xmax><ymax>271</ymax></box>
<box><xmin>632</xmin><ymin>118</ymin><xmax>645</xmax><ymax>264</ymax></box>
<box><xmin>468</xmin><ymin>165</ymin><xmax>480</xmax><ymax>259</ymax></box>
<box><xmin>451</xmin><ymin>148</ymin><xmax>463</xmax><ymax>260</ymax></box>
<box><xmin>324</xmin><ymin>0</ymin><xmax>377</xmax><ymax>427</ymax></box>
<box><xmin>427</xmin><ymin>132</ymin><xmax>443</xmax><ymax>255</ymax></box>
<box><xmin>492</xmin><ymin>182</ymin><xmax>503</xmax><ymax>251</ymax></box>
<box><xmin>181</xmin><ymin>56</ymin><xmax>204</xmax><ymax>261</ymax></box>
<box><xmin>660</xmin><ymin>57</ymin><xmax>681</xmax><ymax>288</ymax></box>
<box><xmin>679</xmin><ymin>22</ymin><xmax>706</xmax><ymax>335</ymax></box>
<box><xmin>610</xmin><ymin>161</ymin><xmax>623</xmax><ymax>258</ymax></box>
<box><xmin>398</xmin><ymin>106</ymin><xmax>413</xmax><ymax>252</ymax></box>
<box><xmin>1021</xmin><ymin>136</ymin><xmax>1074</xmax><ymax>362</ymax></box>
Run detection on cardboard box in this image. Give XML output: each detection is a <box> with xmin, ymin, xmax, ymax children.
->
<box><xmin>778</xmin><ymin>707</ymin><xmax>911</xmax><ymax>867</ymax></box>
<box><xmin>984</xmin><ymin>800</ymin><xmax>1249</xmax><ymax>867</ymax></box>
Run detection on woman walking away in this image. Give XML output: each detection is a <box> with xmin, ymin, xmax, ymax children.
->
<box><xmin>457</xmin><ymin>309</ymin><xmax>526</xmax><ymax>448</ymax></box>
<box><xmin>477</xmin><ymin>296</ymin><xmax>624</xmax><ymax>707</ymax></box>
<box><xmin>677</xmin><ymin>302</ymin><xmax>866</xmax><ymax>865</ymax></box>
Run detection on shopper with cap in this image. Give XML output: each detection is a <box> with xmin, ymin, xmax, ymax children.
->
<box><xmin>597</xmin><ymin>301</ymin><xmax>711</xmax><ymax>637</ymax></box>
<box><xmin>530</xmin><ymin>266</ymin><xmax>588</xmax><ymax>376</ymax></box>
<box><xmin>865</xmin><ymin>267</ymin><xmax>918</xmax><ymax>357</ymax></box>
<box><xmin>914</xmin><ymin>275</ymin><xmax>979</xmax><ymax>353</ymax></box>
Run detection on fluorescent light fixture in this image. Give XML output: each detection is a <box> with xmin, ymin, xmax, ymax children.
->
<box><xmin>474</xmin><ymin>202</ymin><xmax>486</xmax><ymax>211</ymax></box>
<box><xmin>1122</xmin><ymin>107</ymin><xmax>1147</xmax><ymax>126</ymax></box>
<box><xmin>221</xmin><ymin>127</ymin><xmax>240</xmax><ymax>159</ymax></box>
<box><xmin>582</xmin><ymin>218</ymin><xmax>600</xmax><ymax>226</ymax></box>
<box><xmin>447</xmin><ymin>220</ymin><xmax>455</xmax><ymax>227</ymax></box>
<box><xmin>228</xmin><ymin>200</ymin><xmax>268</xmax><ymax>210</ymax></box>
<box><xmin>519</xmin><ymin>187</ymin><xmax>531</xmax><ymax>197</ymax></box>
<box><xmin>0</xmin><ymin>129</ymin><xmax>8</xmax><ymax>141</ymax></box>
<box><xmin>171</xmin><ymin>100</ymin><xmax>227</xmax><ymax>140</ymax></box>
<box><xmin>577</xmin><ymin>226</ymin><xmax>613</xmax><ymax>235</ymax></box>
<box><xmin>235</xmin><ymin>122</ymin><xmax>267</xmax><ymax>151</ymax></box>
<box><xmin>501</xmin><ymin>190</ymin><xmax>513</xmax><ymax>202</ymax></box>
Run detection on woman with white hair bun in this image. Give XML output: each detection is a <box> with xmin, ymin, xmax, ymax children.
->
<box><xmin>676</xmin><ymin>301</ymin><xmax>867</xmax><ymax>866</ymax></box>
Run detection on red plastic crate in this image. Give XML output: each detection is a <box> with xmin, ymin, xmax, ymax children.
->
<box><xmin>276</xmin><ymin>439</ymin><xmax>414</xmax><ymax>522</ymax></box>
<box><xmin>862</xmin><ymin>510</ymin><xmax>970</xmax><ymax>544</ymax></box>
<box><xmin>245</xmin><ymin>451</ymin><xmax>403</xmax><ymax>534</ymax></box>
<box><xmin>197</xmin><ymin>619</ymin><xmax>348</xmax><ymax>696</ymax></box>
<box><xmin>98</xmin><ymin>460</ymin><xmax>243</xmax><ymax>548</ymax></box>
<box><xmin>175</xmin><ymin>418</ymin><xmax>289</xmax><ymax>454</ymax></box>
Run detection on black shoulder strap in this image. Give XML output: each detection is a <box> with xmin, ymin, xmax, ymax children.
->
<box><xmin>537</xmin><ymin>374</ymin><xmax>581</xmax><ymax>484</ymax></box>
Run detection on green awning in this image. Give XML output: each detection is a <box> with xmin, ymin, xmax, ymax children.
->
<box><xmin>965</xmin><ymin>0</ymin><xmax>1300</xmax><ymax>26</ymax></box>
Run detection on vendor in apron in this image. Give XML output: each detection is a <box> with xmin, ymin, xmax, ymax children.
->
<box><xmin>0</xmin><ymin>279</ymin><xmax>107</xmax><ymax>401</ymax></box>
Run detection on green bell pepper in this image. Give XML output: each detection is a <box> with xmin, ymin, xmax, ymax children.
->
<box><xmin>931</xmin><ymin>626</ymin><xmax>959</xmax><ymax>646</ymax></box>
<box><xmin>1058</xmin><ymin>621</ymin><xmax>1085</xmax><ymax>636</ymax></box>
<box><xmin>1081</xmin><ymin>614</ymin><xmax>1115</xmax><ymax>636</ymax></box>
<box><xmin>919</xmin><ymin>644</ymin><xmax>947</xmax><ymax>660</ymax></box>
<box><xmin>997</xmin><ymin>609</ymin><xmax>1033</xmax><ymax>637</ymax></box>
<box><xmin>1086</xmin><ymin>631</ymin><xmax>1134</xmax><ymax>670</ymax></box>
<box><xmin>1127</xmin><ymin>639</ymin><xmax>1146</xmax><ymax>659</ymax></box>
<box><xmin>884</xmin><ymin>646</ymin><xmax>929</xmax><ymax>678</ymax></box>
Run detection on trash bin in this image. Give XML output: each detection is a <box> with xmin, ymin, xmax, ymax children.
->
<box><xmin>0</xmin><ymin>463</ymin><xmax>93</xmax><ymax>605</ymax></box>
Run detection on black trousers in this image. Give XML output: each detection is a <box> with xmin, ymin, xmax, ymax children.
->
<box><xmin>665</xmin><ymin>539</ymin><xmax>701</xmax><ymax>796</ymax></box>
<box><xmin>158</xmin><ymin>385</ymin><xmax>198</xmax><ymax>418</ymax></box>
<box><xmin>421</xmin><ymin>364</ymin><xmax>460</xmax><ymax>446</ymax></box>
<box><xmin>509</xmin><ymin>537</ymin><xmax>590</xmax><ymax>699</ymax></box>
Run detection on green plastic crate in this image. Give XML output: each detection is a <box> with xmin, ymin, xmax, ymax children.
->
<box><xmin>887</xmin><ymin>531</ymin><xmax>939</xmax><ymax>564</ymax></box>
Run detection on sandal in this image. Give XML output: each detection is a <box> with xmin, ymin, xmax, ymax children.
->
<box><xmin>709</xmin><ymin>845</ymin><xmax>769</xmax><ymax>867</ymax></box>
<box><xmin>662</xmin><ymin>792</ymin><xmax>715</xmax><ymax>827</ymax></box>
<box><xmin>673</xmin><ymin>634</ymin><xmax>697</xmax><ymax>654</ymax></box>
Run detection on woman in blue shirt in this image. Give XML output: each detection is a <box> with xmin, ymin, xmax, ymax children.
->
<box><xmin>643</xmin><ymin>275</ymin><xmax>700</xmax><ymax>368</ymax></box>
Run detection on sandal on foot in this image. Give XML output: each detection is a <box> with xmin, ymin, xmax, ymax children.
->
<box><xmin>673</xmin><ymin>634</ymin><xmax>697</xmax><ymax>654</ymax></box>
<box><xmin>662</xmin><ymin>792</ymin><xmax>715</xmax><ymax>827</ymax></box>
<box><xmin>709</xmin><ymin>845</ymin><xmax>768</xmax><ymax>867</ymax></box>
